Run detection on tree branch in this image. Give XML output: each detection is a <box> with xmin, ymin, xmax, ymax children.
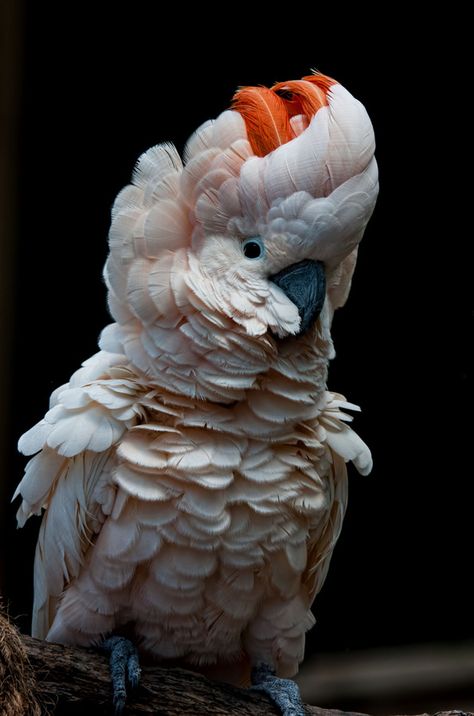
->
<box><xmin>1</xmin><ymin>610</ymin><xmax>471</xmax><ymax>715</ymax></box>
<box><xmin>23</xmin><ymin>635</ymin><xmax>357</xmax><ymax>716</ymax></box>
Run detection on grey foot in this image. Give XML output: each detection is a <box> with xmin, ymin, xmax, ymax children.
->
<box><xmin>101</xmin><ymin>636</ymin><xmax>141</xmax><ymax>714</ymax></box>
<box><xmin>251</xmin><ymin>663</ymin><xmax>305</xmax><ymax>716</ymax></box>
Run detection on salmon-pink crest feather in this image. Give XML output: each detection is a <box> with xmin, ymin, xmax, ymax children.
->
<box><xmin>231</xmin><ymin>87</ymin><xmax>293</xmax><ymax>157</ymax></box>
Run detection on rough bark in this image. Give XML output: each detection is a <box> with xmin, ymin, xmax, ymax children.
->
<box><xmin>21</xmin><ymin>635</ymin><xmax>360</xmax><ymax>716</ymax></box>
<box><xmin>0</xmin><ymin>610</ymin><xmax>471</xmax><ymax>716</ymax></box>
<box><xmin>5</xmin><ymin>634</ymin><xmax>472</xmax><ymax>716</ymax></box>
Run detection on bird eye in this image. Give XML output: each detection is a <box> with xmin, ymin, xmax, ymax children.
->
<box><xmin>242</xmin><ymin>237</ymin><xmax>265</xmax><ymax>260</ymax></box>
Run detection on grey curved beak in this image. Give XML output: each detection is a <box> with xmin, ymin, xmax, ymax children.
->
<box><xmin>270</xmin><ymin>259</ymin><xmax>326</xmax><ymax>337</ymax></box>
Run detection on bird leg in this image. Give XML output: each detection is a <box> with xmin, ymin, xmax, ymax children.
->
<box><xmin>251</xmin><ymin>662</ymin><xmax>305</xmax><ymax>716</ymax></box>
<box><xmin>101</xmin><ymin>635</ymin><xmax>141</xmax><ymax>714</ymax></box>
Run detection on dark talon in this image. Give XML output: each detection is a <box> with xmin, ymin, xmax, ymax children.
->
<box><xmin>127</xmin><ymin>649</ymin><xmax>141</xmax><ymax>690</ymax></box>
<box><xmin>251</xmin><ymin>662</ymin><xmax>305</xmax><ymax>716</ymax></box>
<box><xmin>101</xmin><ymin>636</ymin><xmax>141</xmax><ymax>713</ymax></box>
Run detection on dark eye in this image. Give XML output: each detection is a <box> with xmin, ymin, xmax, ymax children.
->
<box><xmin>243</xmin><ymin>237</ymin><xmax>265</xmax><ymax>259</ymax></box>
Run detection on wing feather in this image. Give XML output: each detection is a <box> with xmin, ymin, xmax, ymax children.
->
<box><xmin>303</xmin><ymin>392</ymin><xmax>372</xmax><ymax>603</ymax></box>
<box><xmin>303</xmin><ymin>450</ymin><xmax>348</xmax><ymax>604</ymax></box>
<box><xmin>22</xmin><ymin>448</ymin><xmax>116</xmax><ymax>638</ymax></box>
<box><xmin>15</xmin><ymin>354</ymin><xmax>148</xmax><ymax>638</ymax></box>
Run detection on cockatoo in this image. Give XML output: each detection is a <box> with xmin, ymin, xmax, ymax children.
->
<box><xmin>15</xmin><ymin>71</ymin><xmax>378</xmax><ymax>716</ymax></box>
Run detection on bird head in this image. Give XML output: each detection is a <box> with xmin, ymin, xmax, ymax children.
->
<box><xmin>102</xmin><ymin>72</ymin><xmax>378</xmax><ymax>394</ymax></box>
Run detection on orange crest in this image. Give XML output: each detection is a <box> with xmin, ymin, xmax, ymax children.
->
<box><xmin>232</xmin><ymin>72</ymin><xmax>336</xmax><ymax>157</ymax></box>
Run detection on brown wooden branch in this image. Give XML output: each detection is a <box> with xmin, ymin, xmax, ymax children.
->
<box><xmin>19</xmin><ymin>635</ymin><xmax>365</xmax><ymax>716</ymax></box>
<box><xmin>1</xmin><ymin>610</ymin><xmax>471</xmax><ymax>716</ymax></box>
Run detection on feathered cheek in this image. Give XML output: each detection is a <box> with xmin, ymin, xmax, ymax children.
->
<box><xmin>213</xmin><ymin>265</ymin><xmax>304</xmax><ymax>340</ymax></box>
<box><xmin>222</xmin><ymin>291</ymin><xmax>301</xmax><ymax>340</ymax></box>
<box><xmin>187</xmin><ymin>240</ymin><xmax>305</xmax><ymax>339</ymax></box>
<box><xmin>192</xmin><ymin>265</ymin><xmax>300</xmax><ymax>340</ymax></box>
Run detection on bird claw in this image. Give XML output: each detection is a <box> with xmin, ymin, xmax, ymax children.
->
<box><xmin>251</xmin><ymin>663</ymin><xmax>305</xmax><ymax>716</ymax></box>
<box><xmin>127</xmin><ymin>648</ymin><xmax>141</xmax><ymax>690</ymax></box>
<box><xmin>101</xmin><ymin>636</ymin><xmax>141</xmax><ymax>714</ymax></box>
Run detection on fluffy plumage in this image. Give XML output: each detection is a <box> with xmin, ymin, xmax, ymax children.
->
<box><xmin>15</xmin><ymin>71</ymin><xmax>378</xmax><ymax>685</ymax></box>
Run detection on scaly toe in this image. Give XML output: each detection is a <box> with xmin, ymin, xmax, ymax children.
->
<box><xmin>101</xmin><ymin>636</ymin><xmax>141</xmax><ymax>713</ymax></box>
<box><xmin>251</xmin><ymin>663</ymin><xmax>305</xmax><ymax>716</ymax></box>
<box><xmin>127</xmin><ymin>650</ymin><xmax>141</xmax><ymax>690</ymax></box>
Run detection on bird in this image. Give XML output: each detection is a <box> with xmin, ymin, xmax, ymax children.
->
<box><xmin>14</xmin><ymin>70</ymin><xmax>378</xmax><ymax>716</ymax></box>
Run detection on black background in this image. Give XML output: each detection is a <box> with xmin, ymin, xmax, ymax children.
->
<box><xmin>3</xmin><ymin>5</ymin><xmax>471</xmax><ymax>660</ymax></box>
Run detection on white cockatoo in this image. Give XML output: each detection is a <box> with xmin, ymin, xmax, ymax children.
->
<box><xmin>15</xmin><ymin>72</ymin><xmax>378</xmax><ymax>715</ymax></box>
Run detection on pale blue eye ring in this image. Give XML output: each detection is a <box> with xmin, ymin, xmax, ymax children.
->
<box><xmin>242</xmin><ymin>237</ymin><xmax>265</xmax><ymax>260</ymax></box>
